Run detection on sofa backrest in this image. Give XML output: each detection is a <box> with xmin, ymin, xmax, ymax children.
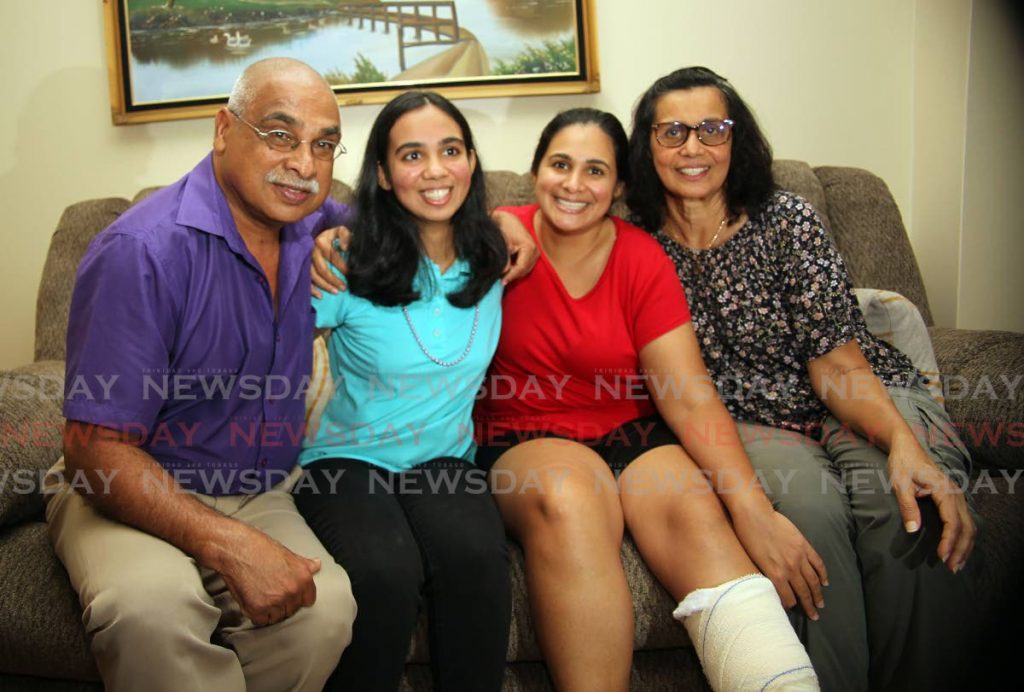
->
<box><xmin>36</xmin><ymin>198</ymin><xmax>131</xmax><ymax>362</ymax></box>
<box><xmin>763</xmin><ymin>160</ymin><xmax>932</xmax><ymax>325</ymax></box>
<box><xmin>33</xmin><ymin>160</ymin><xmax>932</xmax><ymax>362</ymax></box>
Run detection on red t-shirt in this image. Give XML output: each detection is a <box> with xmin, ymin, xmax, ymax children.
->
<box><xmin>474</xmin><ymin>205</ymin><xmax>690</xmax><ymax>441</ymax></box>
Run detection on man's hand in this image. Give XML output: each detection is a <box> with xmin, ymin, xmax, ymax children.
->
<box><xmin>888</xmin><ymin>434</ymin><xmax>976</xmax><ymax>573</ymax></box>
<box><xmin>491</xmin><ymin>209</ymin><xmax>539</xmax><ymax>285</ymax></box>
<box><xmin>311</xmin><ymin>226</ymin><xmax>352</xmax><ymax>298</ymax></box>
<box><xmin>732</xmin><ymin>506</ymin><xmax>829</xmax><ymax>620</ymax></box>
<box><xmin>63</xmin><ymin>422</ymin><xmax>323</xmax><ymax>628</ymax></box>
<box><xmin>208</xmin><ymin>522</ymin><xmax>322</xmax><ymax>627</ymax></box>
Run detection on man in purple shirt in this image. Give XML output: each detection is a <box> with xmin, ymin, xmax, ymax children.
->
<box><xmin>46</xmin><ymin>58</ymin><xmax>357</xmax><ymax>692</ymax></box>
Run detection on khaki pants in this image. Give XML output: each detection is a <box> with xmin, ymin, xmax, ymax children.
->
<box><xmin>46</xmin><ymin>460</ymin><xmax>357</xmax><ymax>692</ymax></box>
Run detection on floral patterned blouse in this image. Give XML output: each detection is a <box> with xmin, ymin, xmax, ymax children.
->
<box><xmin>652</xmin><ymin>190</ymin><xmax>916</xmax><ymax>432</ymax></box>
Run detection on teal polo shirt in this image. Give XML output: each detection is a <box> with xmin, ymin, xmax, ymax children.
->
<box><xmin>298</xmin><ymin>259</ymin><xmax>502</xmax><ymax>471</ymax></box>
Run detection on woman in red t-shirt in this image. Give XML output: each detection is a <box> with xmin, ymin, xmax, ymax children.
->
<box><xmin>476</xmin><ymin>109</ymin><xmax>820</xmax><ymax>691</ymax></box>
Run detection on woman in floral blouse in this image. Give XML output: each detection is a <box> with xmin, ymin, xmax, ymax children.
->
<box><xmin>625</xmin><ymin>66</ymin><xmax>976</xmax><ymax>692</ymax></box>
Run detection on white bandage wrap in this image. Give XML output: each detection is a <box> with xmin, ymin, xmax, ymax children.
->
<box><xmin>674</xmin><ymin>574</ymin><xmax>819</xmax><ymax>691</ymax></box>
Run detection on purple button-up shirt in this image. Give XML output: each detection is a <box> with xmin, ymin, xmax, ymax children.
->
<box><xmin>64</xmin><ymin>154</ymin><xmax>349</xmax><ymax>495</ymax></box>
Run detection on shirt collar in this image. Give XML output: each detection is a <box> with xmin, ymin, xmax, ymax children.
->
<box><xmin>414</xmin><ymin>257</ymin><xmax>472</xmax><ymax>296</ymax></box>
<box><xmin>173</xmin><ymin>153</ymin><xmax>255</xmax><ymax>260</ymax></box>
<box><xmin>175</xmin><ymin>152</ymin><xmax>312</xmax><ymax>251</ymax></box>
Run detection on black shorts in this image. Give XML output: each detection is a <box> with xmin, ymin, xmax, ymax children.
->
<box><xmin>474</xmin><ymin>414</ymin><xmax>679</xmax><ymax>473</ymax></box>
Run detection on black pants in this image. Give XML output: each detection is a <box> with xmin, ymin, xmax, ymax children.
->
<box><xmin>294</xmin><ymin>457</ymin><xmax>511</xmax><ymax>692</ymax></box>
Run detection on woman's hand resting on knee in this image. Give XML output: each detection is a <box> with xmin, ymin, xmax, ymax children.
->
<box><xmin>730</xmin><ymin>500</ymin><xmax>829</xmax><ymax>621</ymax></box>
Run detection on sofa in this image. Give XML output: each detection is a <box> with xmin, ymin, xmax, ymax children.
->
<box><xmin>2</xmin><ymin>160</ymin><xmax>1022</xmax><ymax>691</ymax></box>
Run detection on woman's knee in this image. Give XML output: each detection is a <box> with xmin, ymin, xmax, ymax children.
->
<box><xmin>503</xmin><ymin>466</ymin><xmax>619</xmax><ymax>535</ymax></box>
<box><xmin>619</xmin><ymin>448</ymin><xmax>721</xmax><ymax>521</ymax></box>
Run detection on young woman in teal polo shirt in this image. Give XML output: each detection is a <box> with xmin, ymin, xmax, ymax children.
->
<box><xmin>293</xmin><ymin>91</ymin><xmax>510</xmax><ymax>692</ymax></box>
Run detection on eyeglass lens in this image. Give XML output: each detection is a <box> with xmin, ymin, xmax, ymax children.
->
<box><xmin>233</xmin><ymin>111</ymin><xmax>344</xmax><ymax>160</ymax></box>
<box><xmin>263</xmin><ymin>132</ymin><xmax>344</xmax><ymax>161</ymax></box>
<box><xmin>654</xmin><ymin>119</ymin><xmax>733</xmax><ymax>147</ymax></box>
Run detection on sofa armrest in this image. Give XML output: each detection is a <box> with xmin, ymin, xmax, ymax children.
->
<box><xmin>928</xmin><ymin>327</ymin><xmax>1024</xmax><ymax>470</ymax></box>
<box><xmin>0</xmin><ymin>360</ymin><xmax>65</xmax><ymax>527</ymax></box>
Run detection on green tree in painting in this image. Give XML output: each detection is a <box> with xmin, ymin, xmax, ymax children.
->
<box><xmin>351</xmin><ymin>53</ymin><xmax>387</xmax><ymax>83</ymax></box>
<box><xmin>493</xmin><ymin>37</ymin><xmax>577</xmax><ymax>76</ymax></box>
<box><xmin>325</xmin><ymin>53</ymin><xmax>388</xmax><ymax>85</ymax></box>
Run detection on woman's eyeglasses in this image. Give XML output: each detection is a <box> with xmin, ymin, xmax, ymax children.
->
<box><xmin>652</xmin><ymin>119</ymin><xmax>734</xmax><ymax>148</ymax></box>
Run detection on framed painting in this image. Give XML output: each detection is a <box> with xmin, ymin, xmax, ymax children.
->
<box><xmin>103</xmin><ymin>0</ymin><xmax>601</xmax><ymax>125</ymax></box>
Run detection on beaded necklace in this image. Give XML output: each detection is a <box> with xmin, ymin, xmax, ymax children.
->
<box><xmin>401</xmin><ymin>304</ymin><xmax>480</xmax><ymax>368</ymax></box>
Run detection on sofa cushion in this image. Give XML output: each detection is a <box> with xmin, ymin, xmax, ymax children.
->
<box><xmin>929</xmin><ymin>326</ymin><xmax>1024</xmax><ymax>470</ymax></box>
<box><xmin>0</xmin><ymin>362</ymin><xmax>65</xmax><ymax>527</ymax></box>
<box><xmin>305</xmin><ymin>334</ymin><xmax>333</xmax><ymax>439</ymax></box>
<box><xmin>854</xmin><ymin>289</ymin><xmax>942</xmax><ymax>403</ymax></box>
<box><xmin>0</xmin><ymin>522</ymin><xmax>97</xmax><ymax>680</ymax></box>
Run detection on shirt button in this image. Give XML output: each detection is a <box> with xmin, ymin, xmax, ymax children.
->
<box><xmin>260</xmin><ymin>458</ymin><xmax>268</xmax><ymax>468</ymax></box>
<box><xmin>433</xmin><ymin>307</ymin><xmax>442</xmax><ymax>316</ymax></box>
<box><xmin>432</xmin><ymin>328</ymin><xmax>442</xmax><ymax>338</ymax></box>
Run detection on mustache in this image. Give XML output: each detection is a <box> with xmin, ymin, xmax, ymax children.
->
<box><xmin>265</xmin><ymin>171</ymin><xmax>320</xmax><ymax>195</ymax></box>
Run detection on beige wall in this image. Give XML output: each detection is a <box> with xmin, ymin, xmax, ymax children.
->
<box><xmin>960</xmin><ymin>0</ymin><xmax>1024</xmax><ymax>332</ymax></box>
<box><xmin>0</xmin><ymin>0</ymin><xmax>1016</xmax><ymax>370</ymax></box>
<box><xmin>911</xmin><ymin>0</ymin><xmax>972</xmax><ymax>329</ymax></box>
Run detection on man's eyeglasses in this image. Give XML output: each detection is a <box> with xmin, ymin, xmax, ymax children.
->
<box><xmin>652</xmin><ymin>119</ymin><xmax>734</xmax><ymax>148</ymax></box>
<box><xmin>230</xmin><ymin>110</ymin><xmax>347</xmax><ymax>161</ymax></box>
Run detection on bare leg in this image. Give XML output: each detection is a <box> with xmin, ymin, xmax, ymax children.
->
<box><xmin>490</xmin><ymin>439</ymin><xmax>631</xmax><ymax>692</ymax></box>
<box><xmin>618</xmin><ymin>445</ymin><xmax>756</xmax><ymax>597</ymax></box>
<box><xmin>621</xmin><ymin>445</ymin><xmax>818</xmax><ymax>691</ymax></box>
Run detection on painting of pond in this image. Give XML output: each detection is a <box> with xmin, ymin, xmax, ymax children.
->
<box><xmin>114</xmin><ymin>0</ymin><xmax>593</xmax><ymax>114</ymax></box>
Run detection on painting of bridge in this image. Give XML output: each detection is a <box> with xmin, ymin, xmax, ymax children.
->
<box><xmin>334</xmin><ymin>2</ymin><xmax>466</xmax><ymax>73</ymax></box>
<box><xmin>104</xmin><ymin>0</ymin><xmax>600</xmax><ymax>124</ymax></box>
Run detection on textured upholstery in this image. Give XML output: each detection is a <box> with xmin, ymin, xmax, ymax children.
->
<box><xmin>0</xmin><ymin>361</ymin><xmax>65</xmax><ymax>526</ymax></box>
<box><xmin>929</xmin><ymin>327</ymin><xmax>1024</xmax><ymax>469</ymax></box>
<box><xmin>772</xmin><ymin>160</ymin><xmax>832</xmax><ymax>230</ymax></box>
<box><xmin>35</xmin><ymin>200</ymin><xmax>130</xmax><ymax>363</ymax></box>
<box><xmin>4</xmin><ymin>162</ymin><xmax>1021</xmax><ymax>691</ymax></box>
<box><xmin>813</xmin><ymin>166</ymin><xmax>933</xmax><ymax>324</ymax></box>
<box><xmin>0</xmin><ymin>523</ymin><xmax>96</xmax><ymax>681</ymax></box>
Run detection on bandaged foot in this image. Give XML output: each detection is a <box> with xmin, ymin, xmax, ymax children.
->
<box><xmin>674</xmin><ymin>574</ymin><xmax>818</xmax><ymax>691</ymax></box>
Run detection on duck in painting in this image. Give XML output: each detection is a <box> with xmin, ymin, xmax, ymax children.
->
<box><xmin>224</xmin><ymin>31</ymin><xmax>252</xmax><ymax>50</ymax></box>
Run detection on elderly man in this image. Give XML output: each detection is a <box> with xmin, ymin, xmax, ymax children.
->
<box><xmin>46</xmin><ymin>58</ymin><xmax>356</xmax><ymax>692</ymax></box>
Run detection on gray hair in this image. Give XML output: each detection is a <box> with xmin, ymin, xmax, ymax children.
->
<box><xmin>226</xmin><ymin>58</ymin><xmax>333</xmax><ymax>117</ymax></box>
<box><xmin>226</xmin><ymin>75</ymin><xmax>255</xmax><ymax>116</ymax></box>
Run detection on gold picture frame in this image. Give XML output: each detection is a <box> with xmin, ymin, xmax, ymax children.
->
<box><xmin>103</xmin><ymin>0</ymin><xmax>600</xmax><ymax>125</ymax></box>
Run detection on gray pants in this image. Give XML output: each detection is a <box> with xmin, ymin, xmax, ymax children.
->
<box><xmin>738</xmin><ymin>384</ymin><xmax>977</xmax><ymax>692</ymax></box>
<box><xmin>45</xmin><ymin>461</ymin><xmax>357</xmax><ymax>692</ymax></box>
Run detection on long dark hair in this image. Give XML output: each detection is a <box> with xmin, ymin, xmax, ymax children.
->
<box><xmin>626</xmin><ymin>66</ymin><xmax>775</xmax><ymax>232</ymax></box>
<box><xmin>530</xmin><ymin>107</ymin><xmax>630</xmax><ymax>188</ymax></box>
<box><xmin>345</xmin><ymin>91</ymin><xmax>506</xmax><ymax>307</ymax></box>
